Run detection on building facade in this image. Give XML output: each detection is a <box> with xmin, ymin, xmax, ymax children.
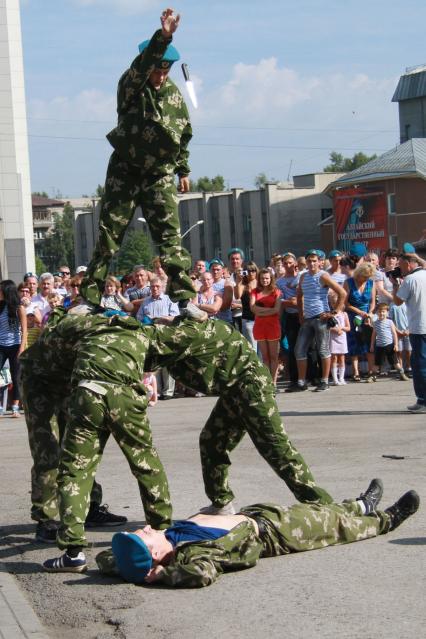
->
<box><xmin>74</xmin><ymin>173</ymin><xmax>341</xmax><ymax>270</ymax></box>
<box><xmin>0</xmin><ymin>0</ymin><xmax>35</xmax><ymax>281</ymax></box>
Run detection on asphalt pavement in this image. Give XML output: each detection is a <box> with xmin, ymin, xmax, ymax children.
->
<box><xmin>0</xmin><ymin>377</ymin><xmax>425</xmax><ymax>639</ymax></box>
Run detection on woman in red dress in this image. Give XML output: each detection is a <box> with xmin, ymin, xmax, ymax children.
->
<box><xmin>250</xmin><ymin>268</ymin><xmax>282</xmax><ymax>385</ymax></box>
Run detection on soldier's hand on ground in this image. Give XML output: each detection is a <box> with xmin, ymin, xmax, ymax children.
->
<box><xmin>144</xmin><ymin>565</ymin><xmax>165</xmax><ymax>583</ymax></box>
<box><xmin>161</xmin><ymin>8</ymin><xmax>180</xmax><ymax>38</ymax></box>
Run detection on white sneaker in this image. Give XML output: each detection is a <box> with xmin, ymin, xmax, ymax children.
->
<box><xmin>199</xmin><ymin>501</ymin><xmax>236</xmax><ymax>515</ymax></box>
<box><xmin>407</xmin><ymin>403</ymin><xmax>426</xmax><ymax>413</ymax></box>
<box><xmin>339</xmin><ymin>379</ymin><xmax>347</xmax><ymax>385</ymax></box>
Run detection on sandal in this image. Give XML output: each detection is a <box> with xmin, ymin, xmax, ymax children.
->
<box><xmin>352</xmin><ymin>375</ymin><xmax>361</xmax><ymax>382</ymax></box>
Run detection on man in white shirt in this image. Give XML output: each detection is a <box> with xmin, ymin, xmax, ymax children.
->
<box><xmin>31</xmin><ymin>273</ymin><xmax>54</xmax><ymax>317</ymax></box>
<box><xmin>137</xmin><ymin>278</ymin><xmax>179</xmax><ymax>399</ymax></box>
<box><xmin>393</xmin><ymin>252</ymin><xmax>426</xmax><ymax>413</ymax></box>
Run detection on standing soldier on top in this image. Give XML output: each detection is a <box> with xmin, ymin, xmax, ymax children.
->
<box><xmin>80</xmin><ymin>8</ymin><xmax>201</xmax><ymax>317</ymax></box>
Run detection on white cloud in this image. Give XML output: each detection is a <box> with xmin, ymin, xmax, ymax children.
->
<box><xmin>195</xmin><ymin>58</ymin><xmax>397</xmax><ymax>134</ymax></box>
<box><xmin>74</xmin><ymin>0</ymin><xmax>160</xmax><ymax>14</ymax></box>
<box><xmin>28</xmin><ymin>89</ymin><xmax>115</xmax><ymax>125</ymax></box>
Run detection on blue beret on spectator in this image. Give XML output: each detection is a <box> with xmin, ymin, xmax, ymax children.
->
<box><xmin>402</xmin><ymin>242</ymin><xmax>416</xmax><ymax>253</ymax></box>
<box><xmin>138</xmin><ymin>39</ymin><xmax>180</xmax><ymax>69</ymax></box>
<box><xmin>305</xmin><ymin>249</ymin><xmax>322</xmax><ymax>258</ymax></box>
<box><xmin>349</xmin><ymin>243</ymin><xmax>367</xmax><ymax>257</ymax></box>
<box><xmin>209</xmin><ymin>258</ymin><xmax>224</xmax><ymax>268</ymax></box>
<box><xmin>112</xmin><ymin>532</ymin><xmax>152</xmax><ymax>584</ymax></box>
<box><xmin>328</xmin><ymin>250</ymin><xmax>343</xmax><ymax>258</ymax></box>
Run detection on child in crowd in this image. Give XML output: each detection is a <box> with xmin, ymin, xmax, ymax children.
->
<box><xmin>25</xmin><ymin>311</ymin><xmax>42</xmax><ymax>349</ymax></box>
<box><xmin>42</xmin><ymin>292</ymin><xmax>63</xmax><ymax>325</ymax></box>
<box><xmin>142</xmin><ymin>372</ymin><xmax>158</xmax><ymax>407</ymax></box>
<box><xmin>329</xmin><ymin>292</ymin><xmax>350</xmax><ymax>385</ymax></box>
<box><xmin>100</xmin><ymin>276</ymin><xmax>134</xmax><ymax>313</ymax></box>
<box><xmin>370</xmin><ymin>303</ymin><xmax>409</xmax><ymax>381</ymax></box>
<box><xmin>390</xmin><ymin>302</ymin><xmax>412</xmax><ymax>376</ymax></box>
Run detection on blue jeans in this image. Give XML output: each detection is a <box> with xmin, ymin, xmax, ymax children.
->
<box><xmin>409</xmin><ymin>334</ymin><xmax>426</xmax><ymax>405</ymax></box>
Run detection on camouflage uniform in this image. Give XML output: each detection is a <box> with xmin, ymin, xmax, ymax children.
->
<box><xmin>21</xmin><ymin>311</ymin><xmax>172</xmax><ymax>548</ymax></box>
<box><xmin>97</xmin><ymin>499</ymin><xmax>392</xmax><ymax>587</ymax></box>
<box><xmin>80</xmin><ymin>29</ymin><xmax>195</xmax><ymax>305</ymax></box>
<box><xmin>20</xmin><ymin>343</ymin><xmax>102</xmax><ymax>523</ymax></box>
<box><xmin>146</xmin><ymin>319</ymin><xmax>333</xmax><ymax>506</ymax></box>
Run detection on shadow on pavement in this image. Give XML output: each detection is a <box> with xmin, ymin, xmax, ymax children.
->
<box><xmin>388</xmin><ymin>537</ymin><xmax>426</xmax><ymax>545</ymax></box>
<box><xmin>0</xmin><ymin>560</ymin><xmax>43</xmax><ymax>574</ymax></box>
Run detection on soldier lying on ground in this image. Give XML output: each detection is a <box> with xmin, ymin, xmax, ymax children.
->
<box><xmin>90</xmin><ymin>482</ymin><xmax>419</xmax><ymax>586</ymax></box>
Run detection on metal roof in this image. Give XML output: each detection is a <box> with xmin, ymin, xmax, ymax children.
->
<box><xmin>392</xmin><ymin>69</ymin><xmax>426</xmax><ymax>102</ymax></box>
<box><xmin>325</xmin><ymin>139</ymin><xmax>426</xmax><ymax>191</ymax></box>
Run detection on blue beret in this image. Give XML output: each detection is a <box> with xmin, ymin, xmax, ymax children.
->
<box><xmin>402</xmin><ymin>242</ymin><xmax>415</xmax><ymax>253</ymax></box>
<box><xmin>138</xmin><ymin>40</ymin><xmax>180</xmax><ymax>69</ymax></box>
<box><xmin>112</xmin><ymin>532</ymin><xmax>152</xmax><ymax>584</ymax></box>
<box><xmin>305</xmin><ymin>249</ymin><xmax>322</xmax><ymax>258</ymax></box>
<box><xmin>209</xmin><ymin>258</ymin><xmax>224</xmax><ymax>268</ymax></box>
<box><xmin>349</xmin><ymin>243</ymin><xmax>367</xmax><ymax>257</ymax></box>
<box><xmin>328</xmin><ymin>250</ymin><xmax>343</xmax><ymax>258</ymax></box>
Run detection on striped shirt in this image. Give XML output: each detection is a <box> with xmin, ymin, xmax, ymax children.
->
<box><xmin>0</xmin><ymin>306</ymin><xmax>21</xmax><ymax>347</ymax></box>
<box><xmin>276</xmin><ymin>274</ymin><xmax>300</xmax><ymax>315</ymax></box>
<box><xmin>213</xmin><ymin>279</ymin><xmax>232</xmax><ymax>323</ymax></box>
<box><xmin>327</xmin><ymin>269</ymin><xmax>347</xmax><ymax>287</ymax></box>
<box><xmin>136</xmin><ymin>293</ymin><xmax>179</xmax><ymax>321</ymax></box>
<box><xmin>301</xmin><ymin>270</ymin><xmax>330</xmax><ymax>319</ymax></box>
<box><xmin>374</xmin><ymin>318</ymin><xmax>395</xmax><ymax>347</ymax></box>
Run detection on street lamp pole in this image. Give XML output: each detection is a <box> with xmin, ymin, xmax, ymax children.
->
<box><xmin>181</xmin><ymin>219</ymin><xmax>204</xmax><ymax>239</ymax></box>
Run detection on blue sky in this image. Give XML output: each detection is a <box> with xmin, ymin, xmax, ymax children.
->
<box><xmin>21</xmin><ymin>0</ymin><xmax>426</xmax><ymax>197</ymax></box>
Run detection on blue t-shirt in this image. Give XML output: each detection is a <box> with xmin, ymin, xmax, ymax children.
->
<box><xmin>165</xmin><ymin>520</ymin><xmax>228</xmax><ymax>547</ymax></box>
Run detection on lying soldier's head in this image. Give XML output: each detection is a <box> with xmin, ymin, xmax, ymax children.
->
<box><xmin>112</xmin><ymin>526</ymin><xmax>173</xmax><ymax>583</ymax></box>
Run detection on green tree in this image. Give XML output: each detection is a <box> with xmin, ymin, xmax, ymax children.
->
<box><xmin>32</xmin><ymin>191</ymin><xmax>49</xmax><ymax>198</ymax></box>
<box><xmin>39</xmin><ymin>203</ymin><xmax>75</xmax><ymax>272</ymax></box>
<box><xmin>115</xmin><ymin>229</ymin><xmax>153</xmax><ymax>274</ymax></box>
<box><xmin>323</xmin><ymin>151</ymin><xmax>377</xmax><ymax>173</ymax></box>
<box><xmin>95</xmin><ymin>184</ymin><xmax>105</xmax><ymax>198</ymax></box>
<box><xmin>254</xmin><ymin>172</ymin><xmax>276</xmax><ymax>189</ymax></box>
<box><xmin>190</xmin><ymin>175</ymin><xmax>226</xmax><ymax>192</ymax></box>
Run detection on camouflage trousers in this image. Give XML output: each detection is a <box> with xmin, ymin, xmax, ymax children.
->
<box><xmin>80</xmin><ymin>151</ymin><xmax>195</xmax><ymax>305</ymax></box>
<box><xmin>20</xmin><ymin>376</ymin><xmax>102</xmax><ymax>523</ymax></box>
<box><xmin>240</xmin><ymin>500</ymin><xmax>391</xmax><ymax>556</ymax></box>
<box><xmin>199</xmin><ymin>374</ymin><xmax>333</xmax><ymax>507</ymax></box>
<box><xmin>57</xmin><ymin>382</ymin><xmax>172</xmax><ymax>549</ymax></box>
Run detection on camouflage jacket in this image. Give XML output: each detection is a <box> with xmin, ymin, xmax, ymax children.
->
<box><xmin>145</xmin><ymin>319</ymin><xmax>271</xmax><ymax>395</ymax></box>
<box><xmin>20</xmin><ymin>310</ymin><xmax>153</xmax><ymax>388</ymax></box>
<box><xmin>106</xmin><ymin>29</ymin><xmax>192</xmax><ymax>175</ymax></box>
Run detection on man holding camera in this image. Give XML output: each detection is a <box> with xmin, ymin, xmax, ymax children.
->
<box><xmin>294</xmin><ymin>249</ymin><xmax>346</xmax><ymax>392</ymax></box>
<box><xmin>392</xmin><ymin>252</ymin><xmax>426</xmax><ymax>413</ymax></box>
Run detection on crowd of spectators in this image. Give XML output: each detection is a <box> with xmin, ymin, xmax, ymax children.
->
<box><xmin>1</xmin><ymin>241</ymin><xmax>425</xmax><ymax>412</ymax></box>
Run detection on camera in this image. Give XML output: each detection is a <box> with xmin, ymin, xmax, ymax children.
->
<box><xmin>386</xmin><ymin>267</ymin><xmax>402</xmax><ymax>280</ymax></box>
<box><xmin>241</xmin><ymin>270</ymin><xmax>248</xmax><ymax>276</ymax></box>
<box><xmin>326</xmin><ymin>316</ymin><xmax>338</xmax><ymax>328</ymax></box>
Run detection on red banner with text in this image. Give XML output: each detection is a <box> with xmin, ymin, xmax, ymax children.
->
<box><xmin>334</xmin><ymin>186</ymin><xmax>389</xmax><ymax>253</ymax></box>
